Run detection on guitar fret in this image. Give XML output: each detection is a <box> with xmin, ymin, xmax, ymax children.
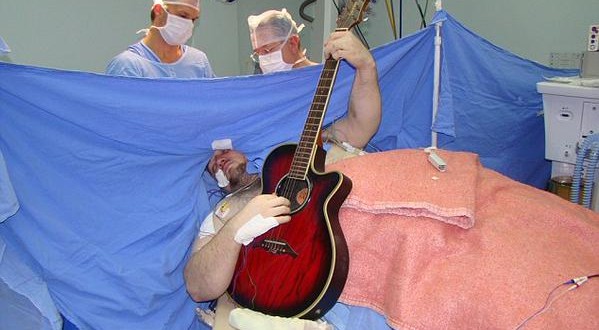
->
<box><xmin>307</xmin><ymin>114</ymin><xmax>323</xmax><ymax>120</ymax></box>
<box><xmin>289</xmin><ymin>164</ymin><xmax>306</xmax><ymax>172</ymax></box>
<box><xmin>294</xmin><ymin>151</ymin><xmax>311</xmax><ymax>158</ymax></box>
<box><xmin>303</xmin><ymin>125</ymin><xmax>321</xmax><ymax>130</ymax></box>
<box><xmin>290</xmin><ymin>163</ymin><xmax>308</xmax><ymax>170</ymax></box>
<box><xmin>297</xmin><ymin>142</ymin><xmax>314</xmax><ymax>149</ymax></box>
<box><xmin>297</xmin><ymin>143</ymin><xmax>313</xmax><ymax>149</ymax></box>
<box><xmin>302</xmin><ymin>129</ymin><xmax>319</xmax><ymax>135</ymax></box>
<box><xmin>294</xmin><ymin>151</ymin><xmax>312</xmax><ymax>159</ymax></box>
<box><xmin>302</xmin><ymin>128</ymin><xmax>319</xmax><ymax>134</ymax></box>
<box><xmin>293</xmin><ymin>157</ymin><xmax>310</xmax><ymax>164</ymax></box>
<box><xmin>295</xmin><ymin>146</ymin><xmax>312</xmax><ymax>153</ymax></box>
<box><xmin>292</xmin><ymin>161</ymin><xmax>309</xmax><ymax>169</ymax></box>
<box><xmin>305</xmin><ymin>121</ymin><xmax>321</xmax><ymax>127</ymax></box>
<box><xmin>304</xmin><ymin>122</ymin><xmax>320</xmax><ymax>127</ymax></box>
<box><xmin>293</xmin><ymin>160</ymin><xmax>309</xmax><ymax>166</ymax></box>
<box><xmin>301</xmin><ymin>132</ymin><xmax>318</xmax><ymax>138</ymax></box>
<box><xmin>294</xmin><ymin>154</ymin><xmax>311</xmax><ymax>162</ymax></box>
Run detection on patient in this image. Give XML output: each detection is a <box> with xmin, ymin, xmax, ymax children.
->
<box><xmin>186</xmin><ymin>145</ymin><xmax>599</xmax><ymax>329</ymax></box>
<box><xmin>185</xmin><ymin>146</ymin><xmax>354</xmax><ymax>329</ymax></box>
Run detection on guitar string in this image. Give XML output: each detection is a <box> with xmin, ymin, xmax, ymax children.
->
<box><xmin>275</xmin><ymin>65</ymin><xmax>330</xmax><ymax>239</ymax></box>
<box><xmin>273</xmin><ymin>58</ymin><xmax>337</xmax><ymax>244</ymax></box>
<box><xmin>254</xmin><ymin>46</ymin><xmax>343</xmax><ymax>309</ymax></box>
<box><xmin>234</xmin><ymin>4</ymin><xmax>364</xmax><ymax>314</ymax></box>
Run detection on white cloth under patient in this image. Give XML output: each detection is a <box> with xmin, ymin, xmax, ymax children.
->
<box><xmin>229</xmin><ymin>308</ymin><xmax>332</xmax><ymax>330</ymax></box>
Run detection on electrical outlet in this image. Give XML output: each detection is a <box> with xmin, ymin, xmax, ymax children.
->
<box><xmin>549</xmin><ymin>52</ymin><xmax>583</xmax><ymax>69</ymax></box>
<box><xmin>588</xmin><ymin>24</ymin><xmax>599</xmax><ymax>52</ymax></box>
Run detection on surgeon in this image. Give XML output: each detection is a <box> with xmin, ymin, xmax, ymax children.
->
<box><xmin>248</xmin><ymin>9</ymin><xmax>381</xmax><ymax>157</ymax></box>
<box><xmin>105</xmin><ymin>0</ymin><xmax>215</xmax><ymax>78</ymax></box>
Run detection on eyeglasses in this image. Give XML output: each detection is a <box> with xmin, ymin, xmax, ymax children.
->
<box><xmin>250</xmin><ymin>40</ymin><xmax>286</xmax><ymax>63</ymax></box>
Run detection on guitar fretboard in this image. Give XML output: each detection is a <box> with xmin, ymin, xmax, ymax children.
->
<box><xmin>288</xmin><ymin>56</ymin><xmax>341</xmax><ymax>180</ymax></box>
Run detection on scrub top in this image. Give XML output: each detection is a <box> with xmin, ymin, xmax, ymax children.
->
<box><xmin>106</xmin><ymin>41</ymin><xmax>215</xmax><ymax>78</ymax></box>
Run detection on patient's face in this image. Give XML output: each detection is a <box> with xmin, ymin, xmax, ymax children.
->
<box><xmin>207</xmin><ymin>149</ymin><xmax>248</xmax><ymax>187</ymax></box>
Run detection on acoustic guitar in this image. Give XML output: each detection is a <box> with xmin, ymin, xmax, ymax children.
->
<box><xmin>227</xmin><ymin>0</ymin><xmax>370</xmax><ymax>320</ymax></box>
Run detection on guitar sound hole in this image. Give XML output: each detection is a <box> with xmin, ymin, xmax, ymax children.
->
<box><xmin>276</xmin><ymin>176</ymin><xmax>311</xmax><ymax>214</ymax></box>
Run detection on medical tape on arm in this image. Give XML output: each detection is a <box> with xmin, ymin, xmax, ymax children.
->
<box><xmin>234</xmin><ymin>214</ymin><xmax>279</xmax><ymax>246</ymax></box>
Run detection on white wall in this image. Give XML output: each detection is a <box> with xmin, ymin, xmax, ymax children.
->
<box><xmin>0</xmin><ymin>1</ymin><xmax>150</xmax><ymax>73</ymax></box>
<box><xmin>445</xmin><ymin>0</ymin><xmax>598</xmax><ymax>65</ymax></box>
<box><xmin>1</xmin><ymin>0</ymin><xmax>598</xmax><ymax>75</ymax></box>
<box><xmin>194</xmin><ymin>1</ymin><xmax>239</xmax><ymax>76</ymax></box>
<box><xmin>362</xmin><ymin>0</ymin><xmax>599</xmax><ymax>65</ymax></box>
<box><xmin>0</xmin><ymin>0</ymin><xmax>239</xmax><ymax>75</ymax></box>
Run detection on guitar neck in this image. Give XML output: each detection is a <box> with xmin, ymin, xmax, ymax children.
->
<box><xmin>288</xmin><ymin>51</ymin><xmax>343</xmax><ymax>180</ymax></box>
<box><xmin>287</xmin><ymin>0</ymin><xmax>370</xmax><ymax>180</ymax></box>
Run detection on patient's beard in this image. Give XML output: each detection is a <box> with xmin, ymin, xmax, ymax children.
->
<box><xmin>226</xmin><ymin>165</ymin><xmax>256</xmax><ymax>192</ymax></box>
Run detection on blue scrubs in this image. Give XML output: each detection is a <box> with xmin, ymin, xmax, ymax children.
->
<box><xmin>106</xmin><ymin>41</ymin><xmax>215</xmax><ymax>78</ymax></box>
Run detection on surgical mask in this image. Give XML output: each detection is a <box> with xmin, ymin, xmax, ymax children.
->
<box><xmin>259</xmin><ymin>49</ymin><xmax>308</xmax><ymax>74</ymax></box>
<box><xmin>156</xmin><ymin>10</ymin><xmax>194</xmax><ymax>46</ymax></box>
<box><xmin>258</xmin><ymin>49</ymin><xmax>294</xmax><ymax>74</ymax></box>
<box><xmin>256</xmin><ymin>25</ymin><xmax>298</xmax><ymax>74</ymax></box>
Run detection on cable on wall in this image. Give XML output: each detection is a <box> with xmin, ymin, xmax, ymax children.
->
<box><xmin>300</xmin><ymin>0</ymin><xmax>317</xmax><ymax>22</ymax></box>
<box><xmin>384</xmin><ymin>0</ymin><xmax>398</xmax><ymax>40</ymax></box>
<box><xmin>414</xmin><ymin>0</ymin><xmax>427</xmax><ymax>28</ymax></box>
<box><xmin>332</xmin><ymin>0</ymin><xmax>371</xmax><ymax>49</ymax></box>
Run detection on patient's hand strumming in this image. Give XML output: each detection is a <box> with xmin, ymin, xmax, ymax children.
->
<box><xmin>230</xmin><ymin>194</ymin><xmax>291</xmax><ymax>245</ymax></box>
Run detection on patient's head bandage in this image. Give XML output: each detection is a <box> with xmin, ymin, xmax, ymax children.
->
<box><xmin>247</xmin><ymin>9</ymin><xmax>305</xmax><ymax>50</ymax></box>
<box><xmin>211</xmin><ymin>138</ymin><xmax>233</xmax><ymax>151</ymax></box>
<box><xmin>153</xmin><ymin>0</ymin><xmax>200</xmax><ymax>11</ymax></box>
<box><xmin>234</xmin><ymin>214</ymin><xmax>279</xmax><ymax>246</ymax></box>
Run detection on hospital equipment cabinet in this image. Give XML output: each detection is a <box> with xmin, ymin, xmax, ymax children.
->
<box><xmin>537</xmin><ymin>81</ymin><xmax>599</xmax><ymax>212</ymax></box>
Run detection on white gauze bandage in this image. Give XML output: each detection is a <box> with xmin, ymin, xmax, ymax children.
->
<box><xmin>214</xmin><ymin>169</ymin><xmax>230</xmax><ymax>188</ymax></box>
<box><xmin>234</xmin><ymin>214</ymin><xmax>279</xmax><ymax>246</ymax></box>
<box><xmin>211</xmin><ymin>138</ymin><xmax>233</xmax><ymax>188</ymax></box>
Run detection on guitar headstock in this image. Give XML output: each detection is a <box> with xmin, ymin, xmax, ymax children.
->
<box><xmin>336</xmin><ymin>0</ymin><xmax>371</xmax><ymax>30</ymax></box>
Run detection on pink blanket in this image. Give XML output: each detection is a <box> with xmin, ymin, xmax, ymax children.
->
<box><xmin>330</xmin><ymin>149</ymin><xmax>478</xmax><ymax>229</ymax></box>
<box><xmin>326</xmin><ymin>149</ymin><xmax>599</xmax><ymax>329</ymax></box>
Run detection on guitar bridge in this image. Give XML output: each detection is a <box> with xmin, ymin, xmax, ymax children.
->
<box><xmin>257</xmin><ymin>239</ymin><xmax>298</xmax><ymax>258</ymax></box>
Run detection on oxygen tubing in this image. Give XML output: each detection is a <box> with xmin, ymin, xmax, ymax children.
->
<box><xmin>570</xmin><ymin>133</ymin><xmax>599</xmax><ymax>208</ymax></box>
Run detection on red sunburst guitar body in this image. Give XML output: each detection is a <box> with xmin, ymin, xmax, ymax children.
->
<box><xmin>228</xmin><ymin>144</ymin><xmax>351</xmax><ymax>319</ymax></box>
<box><xmin>226</xmin><ymin>0</ymin><xmax>370</xmax><ymax>320</ymax></box>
